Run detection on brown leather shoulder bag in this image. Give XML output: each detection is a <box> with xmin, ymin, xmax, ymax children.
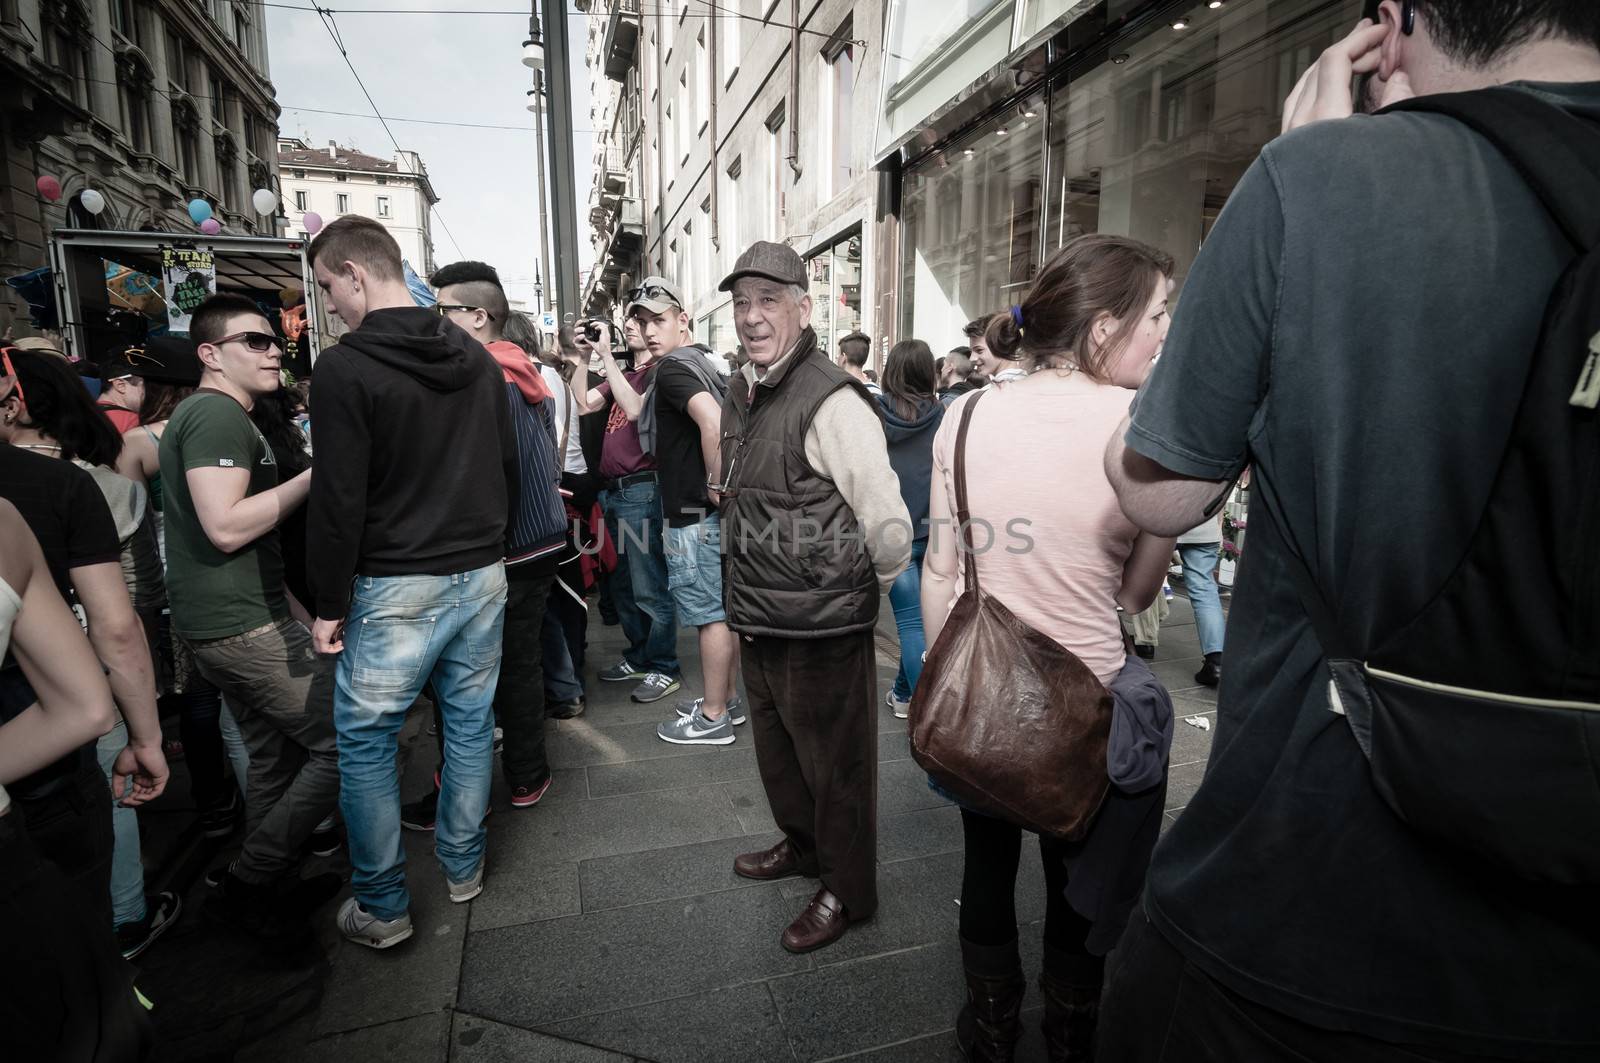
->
<box><xmin>908</xmin><ymin>390</ymin><xmax>1112</xmax><ymax>840</ymax></box>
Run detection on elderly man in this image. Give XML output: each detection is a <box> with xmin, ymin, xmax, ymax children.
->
<box><xmin>717</xmin><ymin>242</ymin><xmax>911</xmax><ymax>953</ymax></box>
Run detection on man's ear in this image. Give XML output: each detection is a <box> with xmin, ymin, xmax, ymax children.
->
<box><xmin>1377</xmin><ymin>0</ymin><xmax>1405</xmax><ymax>81</ymax></box>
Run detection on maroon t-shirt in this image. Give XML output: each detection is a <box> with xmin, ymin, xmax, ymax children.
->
<box><xmin>597</xmin><ymin>362</ymin><xmax>658</xmax><ymax>481</ymax></box>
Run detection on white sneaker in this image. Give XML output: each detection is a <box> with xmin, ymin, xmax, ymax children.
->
<box><xmin>448</xmin><ymin>862</ymin><xmax>485</xmax><ymax>904</ymax></box>
<box><xmin>656</xmin><ymin>704</ymin><xmax>736</xmax><ymax>746</ymax></box>
<box><xmin>886</xmin><ymin>689</ymin><xmax>911</xmax><ymax>719</ymax></box>
<box><xmin>337</xmin><ymin>897</ymin><xmax>413</xmax><ymax>949</ymax></box>
<box><xmin>674</xmin><ymin>695</ymin><xmax>747</xmax><ymax>725</ymax></box>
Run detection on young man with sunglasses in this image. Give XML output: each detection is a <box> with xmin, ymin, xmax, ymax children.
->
<box><xmin>158</xmin><ymin>293</ymin><xmax>341</xmax><ymax>936</ymax></box>
<box><xmin>571</xmin><ymin>281</ymin><xmax>682</xmax><ymax>706</ymax></box>
<box><xmin>306</xmin><ymin>216</ymin><xmax>516</xmax><ymax>949</ymax></box>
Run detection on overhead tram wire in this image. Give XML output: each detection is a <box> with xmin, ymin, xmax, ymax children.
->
<box><xmin>311</xmin><ymin>3</ymin><xmax>466</xmax><ymax>260</ymax></box>
<box><xmin>249</xmin><ymin>0</ymin><xmax>868</xmax><ymax>46</ymax></box>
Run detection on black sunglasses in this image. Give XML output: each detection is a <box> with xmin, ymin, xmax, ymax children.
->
<box><xmin>214</xmin><ymin>331</ymin><xmax>281</xmax><ymax>353</ymax></box>
<box><xmin>436</xmin><ymin>303</ymin><xmax>496</xmax><ymax>322</ymax></box>
<box><xmin>626</xmin><ymin>283</ymin><xmax>681</xmax><ymax>306</ymax></box>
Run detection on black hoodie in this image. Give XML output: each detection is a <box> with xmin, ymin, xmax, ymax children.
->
<box><xmin>307</xmin><ymin>306</ymin><xmax>517</xmax><ymax>620</ymax></box>
<box><xmin>875</xmin><ymin>392</ymin><xmax>944</xmax><ymax>540</ymax></box>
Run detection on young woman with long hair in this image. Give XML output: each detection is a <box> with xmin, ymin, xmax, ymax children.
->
<box><xmin>921</xmin><ymin>235</ymin><xmax>1180</xmax><ymax>1062</ymax></box>
<box><xmin>876</xmin><ymin>338</ymin><xmax>944</xmax><ymax>718</ymax></box>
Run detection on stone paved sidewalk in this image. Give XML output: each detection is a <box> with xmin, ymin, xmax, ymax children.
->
<box><xmin>145</xmin><ymin>587</ymin><xmax>1220</xmax><ymax>1062</ymax></box>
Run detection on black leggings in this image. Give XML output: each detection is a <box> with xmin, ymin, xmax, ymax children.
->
<box><xmin>960</xmin><ymin>810</ymin><xmax>1099</xmax><ymax>976</ymax></box>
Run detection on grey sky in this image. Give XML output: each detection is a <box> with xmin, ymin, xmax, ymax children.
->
<box><xmin>265</xmin><ymin>1</ymin><xmax>593</xmax><ymax>309</ymax></box>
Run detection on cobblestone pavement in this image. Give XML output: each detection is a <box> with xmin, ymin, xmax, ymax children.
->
<box><xmin>138</xmin><ymin>588</ymin><xmax>1220</xmax><ymax>1061</ymax></box>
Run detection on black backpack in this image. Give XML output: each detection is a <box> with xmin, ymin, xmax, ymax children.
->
<box><xmin>1257</xmin><ymin>87</ymin><xmax>1600</xmax><ymax>884</ymax></box>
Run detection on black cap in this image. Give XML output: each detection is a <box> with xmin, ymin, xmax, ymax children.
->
<box><xmin>719</xmin><ymin>240</ymin><xmax>807</xmax><ymax>293</ymax></box>
<box><xmin>109</xmin><ymin>336</ymin><xmax>203</xmax><ymax>386</ymax></box>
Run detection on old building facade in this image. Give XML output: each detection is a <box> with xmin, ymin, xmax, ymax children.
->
<box><xmin>1</xmin><ymin>0</ymin><xmax>281</xmax><ymax>333</ymax></box>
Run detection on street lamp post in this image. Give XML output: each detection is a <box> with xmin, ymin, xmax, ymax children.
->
<box><xmin>526</xmin><ymin>73</ymin><xmax>554</xmax><ymax>316</ymax></box>
<box><xmin>524</xmin><ymin>0</ymin><xmax>579</xmax><ymax>319</ymax></box>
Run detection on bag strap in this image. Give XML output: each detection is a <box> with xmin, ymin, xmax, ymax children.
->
<box><xmin>1383</xmin><ymin>88</ymin><xmax>1600</xmax><ymax>251</ymax></box>
<box><xmin>953</xmin><ymin>390</ymin><xmax>988</xmax><ymax>597</ymax></box>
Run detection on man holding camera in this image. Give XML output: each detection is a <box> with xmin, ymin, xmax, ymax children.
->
<box><xmin>572</xmin><ymin>295</ymin><xmax>680</xmax><ymax>704</ymax></box>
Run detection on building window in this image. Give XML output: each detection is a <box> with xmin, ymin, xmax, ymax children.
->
<box><xmin>121</xmin><ymin>84</ymin><xmax>152</xmax><ymax>154</ymax></box>
<box><xmin>720</xmin><ymin>1</ymin><xmax>742</xmax><ymax>86</ymax></box>
<box><xmin>806</xmin><ymin>229</ymin><xmax>863</xmax><ymax>355</ymax></box>
<box><xmin>678</xmin><ymin>72</ymin><xmax>690</xmax><ymax>164</ymax></box>
<box><xmin>682</xmin><ymin>220</ymin><xmax>695</xmax><ymax>307</ymax></box>
<box><xmin>235</xmin><ymin>10</ymin><xmax>249</xmax><ymax>54</ymax></box>
<box><xmin>665</xmin><ymin>105</ymin><xmax>676</xmax><ymax>188</ymax></box>
<box><xmin>336</xmin><ymin>193</ymin><xmax>349</xmax><ymax>213</ymax></box>
<box><xmin>295</xmin><ymin>190</ymin><xmax>307</xmax><ymax>211</ymax></box>
<box><xmin>375</xmin><ymin>176</ymin><xmax>388</xmax><ymax>185</ymax></box>
<box><xmin>109</xmin><ymin>0</ymin><xmax>136</xmax><ymax>41</ymax></box>
<box><xmin>822</xmin><ymin>19</ymin><xmax>856</xmax><ymax>198</ymax></box>
<box><xmin>377</xmin><ymin>195</ymin><xmax>391</xmax><ymax>218</ymax></box>
<box><xmin>695</xmin><ymin>30</ymin><xmax>709</xmax><ymax>135</ymax></box>
<box><xmin>765</xmin><ymin>103</ymin><xmax>786</xmax><ymax>240</ymax></box>
<box><xmin>335</xmin><ymin>173</ymin><xmax>348</xmax><ymax>182</ymax></box>
<box><xmin>165</xmin><ymin>27</ymin><xmax>189</xmax><ymax>92</ymax></box>
<box><xmin>292</xmin><ymin>168</ymin><xmax>306</xmax><ymax>179</ymax></box>
<box><xmin>209</xmin><ymin>69</ymin><xmax>225</xmax><ymax>123</ymax></box>
<box><xmin>723</xmin><ymin>156</ymin><xmax>742</xmax><ymax>268</ymax></box>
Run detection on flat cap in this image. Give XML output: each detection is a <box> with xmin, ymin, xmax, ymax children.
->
<box><xmin>719</xmin><ymin>240</ymin><xmax>807</xmax><ymax>293</ymax></box>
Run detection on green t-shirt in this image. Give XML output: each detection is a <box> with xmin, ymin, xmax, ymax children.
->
<box><xmin>159</xmin><ymin>391</ymin><xmax>286</xmax><ymax>639</ymax></box>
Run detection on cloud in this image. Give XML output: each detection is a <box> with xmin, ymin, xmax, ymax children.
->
<box><xmin>265</xmin><ymin>0</ymin><xmax>593</xmax><ymax>308</ymax></box>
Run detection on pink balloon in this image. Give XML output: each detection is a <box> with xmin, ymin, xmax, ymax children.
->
<box><xmin>36</xmin><ymin>175</ymin><xmax>62</xmax><ymax>202</ymax></box>
<box><xmin>199</xmin><ymin>218</ymin><xmax>222</xmax><ymax>235</ymax></box>
<box><xmin>302</xmin><ymin>211</ymin><xmax>324</xmax><ymax>235</ymax></box>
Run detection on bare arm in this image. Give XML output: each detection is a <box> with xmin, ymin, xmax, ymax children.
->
<box><xmin>1104</xmin><ymin>415</ymin><xmax>1231</xmax><ymax>537</ymax></box>
<box><xmin>597</xmin><ymin>345</ymin><xmax>645</xmax><ymax>421</ymax></box>
<box><xmin>1117</xmin><ymin>532</ymin><xmax>1179</xmax><ymax>614</ymax></box>
<box><xmin>188</xmin><ymin>464</ymin><xmax>311</xmax><ymax>555</ymax></box>
<box><xmin>686</xmin><ymin>391</ymin><xmax>723</xmax><ymax>505</ymax></box>
<box><xmin>920</xmin><ymin>465</ymin><xmax>960</xmax><ymax>649</ymax></box>
<box><xmin>0</xmin><ymin>507</ymin><xmax>117</xmax><ymax>785</ymax></box>
<box><xmin>115</xmin><ymin>427</ymin><xmax>157</xmax><ymax>487</ymax></box>
<box><xmin>71</xmin><ymin>561</ymin><xmax>168</xmax><ymax>803</ymax></box>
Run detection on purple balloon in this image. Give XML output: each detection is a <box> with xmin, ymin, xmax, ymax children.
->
<box><xmin>199</xmin><ymin>218</ymin><xmax>222</xmax><ymax>235</ymax></box>
<box><xmin>303</xmin><ymin>211</ymin><xmax>324</xmax><ymax>235</ymax></box>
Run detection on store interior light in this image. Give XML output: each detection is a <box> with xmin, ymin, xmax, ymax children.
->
<box><xmin>963</xmin><ymin>148</ymin><xmax>975</xmax><ymax>156</ymax></box>
<box><xmin>1172</xmin><ymin>18</ymin><xmax>1188</xmax><ymax>29</ymax></box>
<box><xmin>1023</xmin><ymin>109</ymin><xmax>1037</xmax><ymax>118</ymax></box>
<box><xmin>996</xmin><ymin>127</ymin><xmax>1008</xmax><ymax>136</ymax></box>
<box><xmin>1111</xmin><ymin>52</ymin><xmax>1130</xmax><ymax>64</ymax></box>
<box><xmin>1208</xmin><ymin>1</ymin><xmax>1223</xmax><ymax>8</ymax></box>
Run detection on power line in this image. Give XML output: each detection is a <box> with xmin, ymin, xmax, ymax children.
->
<box><xmin>282</xmin><ymin>103</ymin><xmax>596</xmax><ymax>133</ymax></box>
<box><xmin>310</xmin><ymin>4</ymin><xmax>466</xmax><ymax>259</ymax></box>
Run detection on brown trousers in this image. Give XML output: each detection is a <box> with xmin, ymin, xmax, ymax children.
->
<box><xmin>742</xmin><ymin>629</ymin><xmax>879</xmax><ymax>919</ymax></box>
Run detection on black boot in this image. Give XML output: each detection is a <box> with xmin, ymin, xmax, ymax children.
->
<box><xmin>1039</xmin><ymin>943</ymin><xmax>1102</xmax><ymax>1063</ymax></box>
<box><xmin>955</xmin><ymin>936</ymin><xmax>1026</xmax><ymax>1063</ymax></box>
<box><xmin>1194</xmin><ymin>652</ymin><xmax>1222</xmax><ymax>688</ymax></box>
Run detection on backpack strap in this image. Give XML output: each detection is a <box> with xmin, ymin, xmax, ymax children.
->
<box><xmin>1382</xmin><ymin>88</ymin><xmax>1600</xmax><ymax>251</ymax></box>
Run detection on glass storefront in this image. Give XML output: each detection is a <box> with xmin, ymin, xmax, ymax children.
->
<box><xmin>699</xmin><ymin>299</ymin><xmax>738</xmax><ymax>361</ymax></box>
<box><xmin>806</xmin><ymin>229</ymin><xmax>864</xmax><ymax>357</ymax></box>
<box><xmin>900</xmin><ymin>0</ymin><xmax>1360</xmax><ymax>339</ymax></box>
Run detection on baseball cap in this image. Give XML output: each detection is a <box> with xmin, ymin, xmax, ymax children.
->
<box><xmin>719</xmin><ymin>240</ymin><xmax>807</xmax><ymax>293</ymax></box>
<box><xmin>625</xmin><ymin>276</ymin><xmax>685</xmax><ymax>316</ymax></box>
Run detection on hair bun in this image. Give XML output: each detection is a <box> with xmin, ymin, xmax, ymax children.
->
<box><xmin>984</xmin><ymin>309</ymin><xmax>1023</xmax><ymax>362</ymax></box>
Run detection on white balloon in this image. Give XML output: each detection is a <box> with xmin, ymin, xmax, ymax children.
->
<box><xmin>79</xmin><ymin>188</ymin><xmax>106</xmax><ymax>215</ymax></box>
<box><xmin>252</xmin><ymin>188</ymin><xmax>278</xmax><ymax>215</ymax></box>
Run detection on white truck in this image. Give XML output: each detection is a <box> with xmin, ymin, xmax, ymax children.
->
<box><xmin>45</xmin><ymin>228</ymin><xmax>326</xmax><ymax>373</ymax></box>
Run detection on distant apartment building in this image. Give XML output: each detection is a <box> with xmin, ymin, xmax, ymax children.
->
<box><xmin>276</xmin><ymin>137</ymin><xmax>439</xmax><ymax>277</ymax></box>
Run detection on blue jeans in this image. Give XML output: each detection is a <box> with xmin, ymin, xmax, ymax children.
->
<box><xmin>94</xmin><ymin>718</ymin><xmax>144</xmax><ymax>928</ymax></box>
<box><xmin>335</xmin><ymin>562</ymin><xmax>508</xmax><ymax>921</ymax></box>
<box><xmin>602</xmin><ymin>481</ymin><xmax>679</xmax><ymax>675</ymax></box>
<box><xmin>891</xmin><ymin>539</ymin><xmax>929</xmax><ymax>701</ymax></box>
<box><xmin>1179</xmin><ymin>542</ymin><xmax>1226</xmax><ymax>657</ymax></box>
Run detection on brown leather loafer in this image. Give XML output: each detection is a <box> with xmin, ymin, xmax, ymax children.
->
<box><xmin>734</xmin><ymin>839</ymin><xmax>802</xmax><ymax>881</ymax></box>
<box><xmin>781</xmin><ymin>888</ymin><xmax>854</xmax><ymax>954</ymax></box>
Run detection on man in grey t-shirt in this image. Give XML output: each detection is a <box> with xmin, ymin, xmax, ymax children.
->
<box><xmin>1102</xmin><ymin>4</ymin><xmax>1600</xmax><ymax>1060</ymax></box>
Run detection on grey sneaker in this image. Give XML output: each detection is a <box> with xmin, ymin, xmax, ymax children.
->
<box><xmin>675</xmin><ymin>696</ymin><xmax>747</xmax><ymax>725</ymax></box>
<box><xmin>656</xmin><ymin>704</ymin><xmax>736</xmax><ymax>746</ymax></box>
<box><xmin>337</xmin><ymin>897</ymin><xmax>413</xmax><ymax>949</ymax></box>
<box><xmin>448</xmin><ymin>862</ymin><xmax>484</xmax><ymax>904</ymax></box>
<box><xmin>630</xmin><ymin>672</ymin><xmax>682</xmax><ymax>704</ymax></box>
<box><xmin>599</xmin><ymin>659</ymin><xmax>647</xmax><ymax>683</ymax></box>
<box><xmin>886</xmin><ymin>689</ymin><xmax>910</xmax><ymax>719</ymax></box>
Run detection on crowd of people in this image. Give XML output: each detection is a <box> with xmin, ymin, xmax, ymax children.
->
<box><xmin>2</xmin><ymin>2</ymin><xmax>1598</xmax><ymax>1060</ymax></box>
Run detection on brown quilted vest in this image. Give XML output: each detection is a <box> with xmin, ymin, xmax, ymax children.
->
<box><xmin>719</xmin><ymin>328</ymin><xmax>880</xmax><ymax>638</ymax></box>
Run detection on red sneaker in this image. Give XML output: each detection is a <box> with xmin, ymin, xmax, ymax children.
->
<box><xmin>509</xmin><ymin>777</ymin><xmax>553</xmax><ymax>809</ymax></box>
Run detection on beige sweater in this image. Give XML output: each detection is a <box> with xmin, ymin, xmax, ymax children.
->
<box><xmin>745</xmin><ymin>354</ymin><xmax>912</xmax><ymax>589</ymax></box>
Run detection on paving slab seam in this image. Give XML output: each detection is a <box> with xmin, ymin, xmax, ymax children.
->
<box><xmin>761</xmin><ymin>978</ymin><xmax>805</xmax><ymax>1062</ymax></box>
<box><xmin>304</xmin><ymin>1006</ymin><xmax>456</xmax><ymax>1046</ymax></box>
<box><xmin>493</xmin><ymin>972</ymin><xmax>816</xmax><ymax>1033</ymax></box>
<box><xmin>453</xmin><ymin>1007</ymin><xmax>668</xmax><ymax>1063</ymax></box>
<box><xmin>811</xmin><ymin>1028</ymin><xmax>958</xmax><ymax>1063</ymax></box>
